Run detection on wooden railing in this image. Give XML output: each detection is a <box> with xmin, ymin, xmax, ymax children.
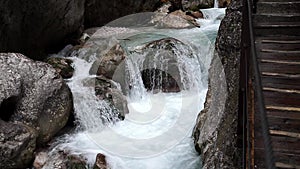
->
<box><xmin>240</xmin><ymin>0</ymin><xmax>276</xmax><ymax>168</ymax></box>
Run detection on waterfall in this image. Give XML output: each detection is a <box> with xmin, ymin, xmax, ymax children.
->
<box><xmin>42</xmin><ymin>8</ymin><xmax>225</xmax><ymax>169</ymax></box>
<box><xmin>214</xmin><ymin>0</ymin><xmax>219</xmax><ymax>8</ymax></box>
<box><xmin>196</xmin><ymin>8</ymin><xmax>225</xmax><ymax>28</ymax></box>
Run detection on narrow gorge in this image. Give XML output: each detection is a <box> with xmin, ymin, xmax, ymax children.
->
<box><xmin>0</xmin><ymin>0</ymin><xmax>242</xmax><ymax>169</ymax></box>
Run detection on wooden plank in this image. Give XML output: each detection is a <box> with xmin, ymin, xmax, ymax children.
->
<box><xmin>264</xmin><ymin>87</ymin><xmax>300</xmax><ymax>94</ymax></box>
<box><xmin>268</xmin><ymin>117</ymin><xmax>300</xmax><ymax>133</ymax></box>
<box><xmin>258</xmin><ymin>52</ymin><xmax>300</xmax><ymax>62</ymax></box>
<box><xmin>276</xmin><ymin>162</ymin><xmax>300</xmax><ymax>169</ymax></box>
<box><xmin>261</xmin><ymin>40</ymin><xmax>300</xmax><ymax>44</ymax></box>
<box><xmin>259</xmin><ymin>61</ymin><xmax>300</xmax><ymax>75</ymax></box>
<box><xmin>267</xmin><ymin>109</ymin><xmax>300</xmax><ymax>120</ymax></box>
<box><xmin>254</xmin><ymin>115</ymin><xmax>300</xmax><ymax>133</ymax></box>
<box><xmin>254</xmin><ymin>22</ymin><xmax>300</xmax><ymax>28</ymax></box>
<box><xmin>262</xmin><ymin>75</ymin><xmax>300</xmax><ymax>90</ymax></box>
<box><xmin>257</xmin><ymin>36</ymin><xmax>300</xmax><ymax>41</ymax></box>
<box><xmin>254</xmin><ymin>134</ymin><xmax>300</xmax><ymax>156</ymax></box>
<box><xmin>255</xmin><ymin>135</ymin><xmax>300</xmax><ymax>151</ymax></box>
<box><xmin>259</xmin><ymin>43</ymin><xmax>300</xmax><ymax>51</ymax></box>
<box><xmin>267</xmin><ymin>106</ymin><xmax>300</xmax><ymax>112</ymax></box>
<box><xmin>254</xmin><ymin>149</ymin><xmax>300</xmax><ymax>167</ymax></box>
<box><xmin>270</xmin><ymin>130</ymin><xmax>300</xmax><ymax>138</ymax></box>
<box><xmin>274</xmin><ymin>151</ymin><xmax>300</xmax><ymax>166</ymax></box>
<box><xmin>263</xmin><ymin>90</ymin><xmax>300</xmax><ymax>107</ymax></box>
<box><xmin>260</xmin><ymin>49</ymin><xmax>300</xmax><ymax>54</ymax></box>
<box><xmin>260</xmin><ymin>59</ymin><xmax>300</xmax><ymax>65</ymax></box>
<box><xmin>262</xmin><ymin>72</ymin><xmax>300</xmax><ymax>78</ymax></box>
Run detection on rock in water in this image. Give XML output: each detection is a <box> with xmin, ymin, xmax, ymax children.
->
<box><xmin>93</xmin><ymin>153</ymin><xmax>109</xmax><ymax>169</ymax></box>
<box><xmin>94</xmin><ymin>77</ymin><xmax>129</xmax><ymax>121</ymax></box>
<box><xmin>151</xmin><ymin>9</ymin><xmax>199</xmax><ymax>28</ymax></box>
<box><xmin>0</xmin><ymin>53</ymin><xmax>73</xmax><ymax>146</ymax></box>
<box><xmin>36</xmin><ymin>149</ymin><xmax>88</xmax><ymax>169</ymax></box>
<box><xmin>46</xmin><ymin>57</ymin><xmax>75</xmax><ymax>79</ymax></box>
<box><xmin>33</xmin><ymin>151</ymin><xmax>48</xmax><ymax>169</ymax></box>
<box><xmin>139</xmin><ymin>38</ymin><xmax>195</xmax><ymax>92</ymax></box>
<box><xmin>93</xmin><ymin>44</ymin><xmax>127</xmax><ymax>79</ymax></box>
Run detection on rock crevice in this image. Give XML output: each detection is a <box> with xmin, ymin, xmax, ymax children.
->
<box><xmin>193</xmin><ymin>0</ymin><xmax>242</xmax><ymax>168</ymax></box>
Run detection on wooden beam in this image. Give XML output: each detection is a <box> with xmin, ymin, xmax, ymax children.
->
<box><xmin>270</xmin><ymin>130</ymin><xmax>300</xmax><ymax>139</ymax></box>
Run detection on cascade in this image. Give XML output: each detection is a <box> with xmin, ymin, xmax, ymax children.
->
<box><xmin>214</xmin><ymin>0</ymin><xmax>219</xmax><ymax>8</ymax></box>
<box><xmin>43</xmin><ymin>8</ymin><xmax>225</xmax><ymax>169</ymax></box>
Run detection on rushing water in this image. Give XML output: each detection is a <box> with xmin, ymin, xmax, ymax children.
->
<box><xmin>214</xmin><ymin>0</ymin><xmax>219</xmax><ymax>8</ymax></box>
<box><xmin>44</xmin><ymin>8</ymin><xmax>225</xmax><ymax>169</ymax></box>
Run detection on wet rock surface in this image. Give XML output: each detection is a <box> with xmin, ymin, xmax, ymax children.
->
<box><xmin>0</xmin><ymin>121</ymin><xmax>37</xmax><ymax>169</ymax></box>
<box><xmin>94</xmin><ymin>77</ymin><xmax>129</xmax><ymax>121</ymax></box>
<box><xmin>182</xmin><ymin>0</ymin><xmax>214</xmax><ymax>10</ymax></box>
<box><xmin>93</xmin><ymin>153</ymin><xmax>109</xmax><ymax>169</ymax></box>
<box><xmin>87</xmin><ymin>43</ymin><xmax>129</xmax><ymax>121</ymax></box>
<box><xmin>33</xmin><ymin>151</ymin><xmax>48</xmax><ymax>169</ymax></box>
<box><xmin>151</xmin><ymin>4</ymin><xmax>199</xmax><ymax>28</ymax></box>
<box><xmin>0</xmin><ymin>53</ymin><xmax>73</xmax><ymax>168</ymax></box>
<box><xmin>161</xmin><ymin>10</ymin><xmax>199</xmax><ymax>28</ymax></box>
<box><xmin>0</xmin><ymin>0</ymin><xmax>85</xmax><ymax>60</ymax></box>
<box><xmin>37</xmin><ymin>149</ymin><xmax>89</xmax><ymax>169</ymax></box>
<box><xmin>46</xmin><ymin>57</ymin><xmax>75</xmax><ymax>79</ymax></box>
<box><xmin>92</xmin><ymin>44</ymin><xmax>127</xmax><ymax>79</ymax></box>
<box><xmin>193</xmin><ymin>0</ymin><xmax>242</xmax><ymax>168</ymax></box>
<box><xmin>139</xmin><ymin>38</ymin><xmax>194</xmax><ymax>92</ymax></box>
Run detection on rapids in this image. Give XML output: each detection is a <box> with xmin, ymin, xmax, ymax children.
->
<box><xmin>43</xmin><ymin>8</ymin><xmax>225</xmax><ymax>169</ymax></box>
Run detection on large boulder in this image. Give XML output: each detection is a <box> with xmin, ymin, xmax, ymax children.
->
<box><xmin>0</xmin><ymin>0</ymin><xmax>85</xmax><ymax>60</ymax></box>
<box><xmin>84</xmin><ymin>0</ymin><xmax>161</xmax><ymax>28</ymax></box>
<box><xmin>193</xmin><ymin>0</ymin><xmax>242</xmax><ymax>168</ymax></box>
<box><xmin>139</xmin><ymin>38</ymin><xmax>194</xmax><ymax>92</ymax></box>
<box><xmin>0</xmin><ymin>120</ymin><xmax>37</xmax><ymax>169</ymax></box>
<box><xmin>0</xmin><ymin>53</ymin><xmax>73</xmax><ymax>146</ymax></box>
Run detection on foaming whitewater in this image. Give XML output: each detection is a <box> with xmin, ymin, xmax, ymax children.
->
<box><xmin>196</xmin><ymin>8</ymin><xmax>225</xmax><ymax>29</ymax></box>
<box><xmin>43</xmin><ymin>8</ymin><xmax>225</xmax><ymax>169</ymax></box>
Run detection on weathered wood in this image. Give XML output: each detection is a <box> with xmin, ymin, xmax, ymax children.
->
<box><xmin>259</xmin><ymin>43</ymin><xmax>300</xmax><ymax>51</ymax></box>
<box><xmin>258</xmin><ymin>52</ymin><xmax>300</xmax><ymax>62</ymax></box>
<box><xmin>270</xmin><ymin>130</ymin><xmax>300</xmax><ymax>138</ymax></box>
<box><xmin>266</xmin><ymin>109</ymin><xmax>300</xmax><ymax>120</ymax></box>
<box><xmin>263</xmin><ymin>90</ymin><xmax>300</xmax><ymax>107</ymax></box>
<box><xmin>276</xmin><ymin>162</ymin><xmax>300</xmax><ymax>169</ymax></box>
<box><xmin>262</xmin><ymin>75</ymin><xmax>300</xmax><ymax>90</ymax></box>
<box><xmin>260</xmin><ymin>62</ymin><xmax>300</xmax><ymax>75</ymax></box>
<box><xmin>247</xmin><ymin>0</ymin><xmax>300</xmax><ymax>167</ymax></box>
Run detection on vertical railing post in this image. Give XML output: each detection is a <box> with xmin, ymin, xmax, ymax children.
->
<box><xmin>239</xmin><ymin>0</ymin><xmax>250</xmax><ymax>169</ymax></box>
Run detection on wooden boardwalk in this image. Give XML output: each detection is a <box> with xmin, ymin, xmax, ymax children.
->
<box><xmin>246</xmin><ymin>0</ymin><xmax>300</xmax><ymax>168</ymax></box>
